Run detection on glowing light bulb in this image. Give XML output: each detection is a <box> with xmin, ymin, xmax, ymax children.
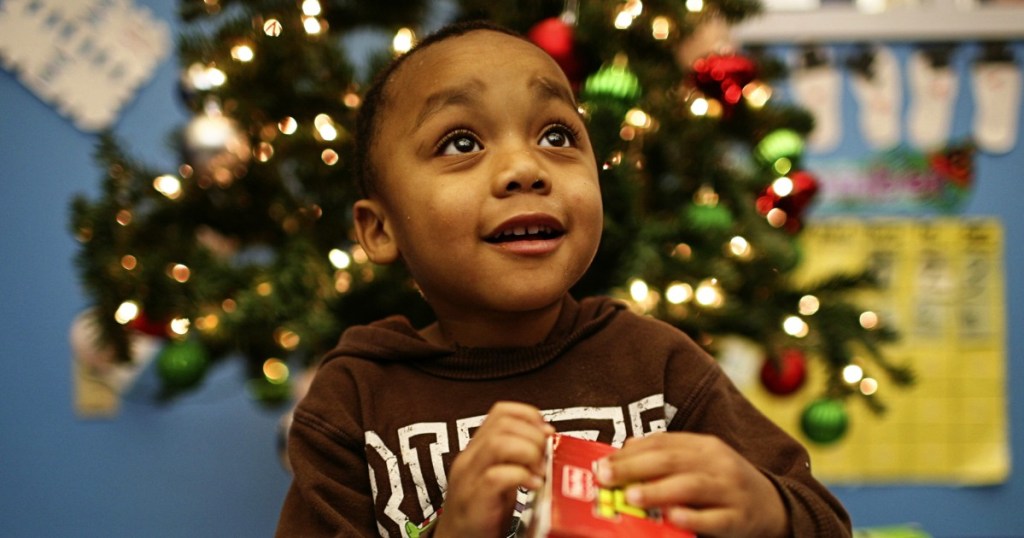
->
<box><xmin>230</xmin><ymin>43</ymin><xmax>254</xmax><ymax>62</ymax></box>
<box><xmin>782</xmin><ymin>315</ymin><xmax>809</xmax><ymax>338</ymax></box>
<box><xmin>255</xmin><ymin>142</ymin><xmax>274</xmax><ymax>162</ymax></box>
<box><xmin>842</xmin><ymin>364</ymin><xmax>864</xmax><ymax>384</ymax></box>
<box><xmin>859</xmin><ymin>310</ymin><xmax>879</xmax><ymax>329</ymax></box>
<box><xmin>766</xmin><ymin>208</ymin><xmax>787</xmax><ymax>228</ymax></box>
<box><xmin>686</xmin><ymin>0</ymin><xmax>704</xmax><ymax>11</ymax></box>
<box><xmin>302</xmin><ymin>16</ymin><xmax>322</xmax><ymax>34</ymax></box>
<box><xmin>263</xmin><ymin>18</ymin><xmax>283</xmax><ymax>37</ymax></box>
<box><xmin>301</xmin><ymin>0</ymin><xmax>321</xmax><ymax>16</ymax></box>
<box><xmin>728</xmin><ymin>236</ymin><xmax>752</xmax><ymax>259</ymax></box>
<box><xmin>329</xmin><ymin>248</ymin><xmax>351</xmax><ymax>269</ymax></box>
<box><xmin>798</xmin><ymin>295</ymin><xmax>820</xmax><ymax>316</ymax></box>
<box><xmin>614</xmin><ymin>9</ymin><xmax>634</xmax><ymax>29</ymax></box>
<box><xmin>860</xmin><ymin>377</ymin><xmax>879</xmax><ymax>395</ymax></box>
<box><xmin>393</xmin><ymin>28</ymin><xmax>415</xmax><ymax>54</ymax></box>
<box><xmin>314</xmin><ymin>113</ymin><xmax>338</xmax><ymax>141</ymax></box>
<box><xmin>742</xmin><ymin>81</ymin><xmax>771</xmax><ymax>108</ymax></box>
<box><xmin>169</xmin><ymin>263</ymin><xmax>191</xmax><ymax>283</ymax></box>
<box><xmin>263</xmin><ymin>358</ymin><xmax>290</xmax><ymax>384</ymax></box>
<box><xmin>153</xmin><ymin>174</ymin><xmax>182</xmax><ymax>199</ymax></box>
<box><xmin>689</xmin><ymin>97</ymin><xmax>709</xmax><ymax>116</ymax></box>
<box><xmin>695</xmin><ymin>279</ymin><xmax>724</xmax><ymax>308</ymax></box>
<box><xmin>322</xmin><ymin>149</ymin><xmax>339</xmax><ymax>165</ymax></box>
<box><xmin>278</xmin><ymin>117</ymin><xmax>298</xmax><ymax>135</ymax></box>
<box><xmin>625</xmin><ymin>108</ymin><xmax>651</xmax><ymax>129</ymax></box>
<box><xmin>114</xmin><ymin>301</ymin><xmax>140</xmax><ymax>325</ymax></box>
<box><xmin>772</xmin><ymin>176</ymin><xmax>794</xmax><ymax>197</ymax></box>
<box><xmin>651</xmin><ymin>16</ymin><xmax>670</xmax><ymax>39</ymax></box>
<box><xmin>629</xmin><ymin>278</ymin><xmax>649</xmax><ymax>303</ymax></box>
<box><xmin>274</xmin><ymin>328</ymin><xmax>301</xmax><ymax>350</ymax></box>
<box><xmin>772</xmin><ymin>157</ymin><xmax>792</xmax><ymax>175</ymax></box>
<box><xmin>352</xmin><ymin>246</ymin><xmax>369</xmax><ymax>264</ymax></box>
<box><xmin>169</xmin><ymin>317</ymin><xmax>191</xmax><ymax>336</ymax></box>
<box><xmin>666</xmin><ymin>282</ymin><xmax>693</xmax><ymax>304</ymax></box>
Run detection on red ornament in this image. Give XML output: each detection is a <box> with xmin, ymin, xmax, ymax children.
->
<box><xmin>129</xmin><ymin>311</ymin><xmax>169</xmax><ymax>338</ymax></box>
<box><xmin>929</xmin><ymin>144</ymin><xmax>974</xmax><ymax>188</ymax></box>
<box><xmin>689</xmin><ymin>53</ymin><xmax>758</xmax><ymax>113</ymax></box>
<box><xmin>760</xmin><ymin>348</ymin><xmax>808</xmax><ymax>395</ymax></box>
<box><xmin>528</xmin><ymin>17</ymin><xmax>583</xmax><ymax>87</ymax></box>
<box><xmin>755</xmin><ymin>170</ymin><xmax>820</xmax><ymax>233</ymax></box>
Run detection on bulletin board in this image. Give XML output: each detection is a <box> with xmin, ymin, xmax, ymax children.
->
<box><xmin>742</xmin><ymin>218</ymin><xmax>1009</xmax><ymax>484</ymax></box>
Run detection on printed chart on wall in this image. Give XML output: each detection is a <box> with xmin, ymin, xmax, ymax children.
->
<box><xmin>741</xmin><ymin>218</ymin><xmax>1009</xmax><ymax>484</ymax></box>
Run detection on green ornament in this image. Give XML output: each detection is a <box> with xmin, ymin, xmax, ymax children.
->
<box><xmin>582</xmin><ymin>58</ymin><xmax>641</xmax><ymax>106</ymax></box>
<box><xmin>756</xmin><ymin>129</ymin><xmax>804</xmax><ymax>163</ymax></box>
<box><xmin>684</xmin><ymin>203</ymin><xmax>733</xmax><ymax>232</ymax></box>
<box><xmin>156</xmin><ymin>339</ymin><xmax>209</xmax><ymax>389</ymax></box>
<box><xmin>800</xmin><ymin>398</ymin><xmax>849</xmax><ymax>445</ymax></box>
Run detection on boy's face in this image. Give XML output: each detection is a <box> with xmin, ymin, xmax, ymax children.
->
<box><xmin>364</xmin><ymin>30</ymin><xmax>603</xmax><ymax>320</ymax></box>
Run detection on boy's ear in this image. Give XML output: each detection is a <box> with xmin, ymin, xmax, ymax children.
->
<box><xmin>353</xmin><ymin>199</ymin><xmax>400</xmax><ymax>264</ymax></box>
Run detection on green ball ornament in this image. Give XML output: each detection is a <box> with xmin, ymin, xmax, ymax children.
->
<box><xmin>684</xmin><ymin>203</ymin><xmax>733</xmax><ymax>232</ymax></box>
<box><xmin>156</xmin><ymin>339</ymin><xmax>209</xmax><ymax>389</ymax></box>
<box><xmin>582</xmin><ymin>59</ymin><xmax>641</xmax><ymax>107</ymax></box>
<box><xmin>800</xmin><ymin>398</ymin><xmax>849</xmax><ymax>445</ymax></box>
<box><xmin>756</xmin><ymin>129</ymin><xmax>804</xmax><ymax>163</ymax></box>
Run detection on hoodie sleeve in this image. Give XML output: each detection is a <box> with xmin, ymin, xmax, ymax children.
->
<box><xmin>667</xmin><ymin>340</ymin><xmax>853</xmax><ymax>538</ymax></box>
<box><xmin>275</xmin><ymin>364</ymin><xmax>378</xmax><ymax>537</ymax></box>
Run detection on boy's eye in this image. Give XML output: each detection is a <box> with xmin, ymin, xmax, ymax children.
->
<box><xmin>438</xmin><ymin>132</ymin><xmax>483</xmax><ymax>155</ymax></box>
<box><xmin>539</xmin><ymin>125</ymin><xmax>576</xmax><ymax>148</ymax></box>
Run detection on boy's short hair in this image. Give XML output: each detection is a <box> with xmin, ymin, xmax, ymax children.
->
<box><xmin>354</xmin><ymin>20</ymin><xmax>525</xmax><ymax>198</ymax></box>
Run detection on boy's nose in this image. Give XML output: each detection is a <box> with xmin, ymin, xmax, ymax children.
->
<box><xmin>492</xmin><ymin>148</ymin><xmax>550</xmax><ymax>196</ymax></box>
<box><xmin>501</xmin><ymin>177</ymin><xmax>550</xmax><ymax>194</ymax></box>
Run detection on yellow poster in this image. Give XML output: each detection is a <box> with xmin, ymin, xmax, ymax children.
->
<box><xmin>742</xmin><ymin>218</ymin><xmax>1009</xmax><ymax>484</ymax></box>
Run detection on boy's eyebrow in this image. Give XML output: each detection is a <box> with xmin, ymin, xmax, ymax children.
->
<box><xmin>414</xmin><ymin>79</ymin><xmax>486</xmax><ymax>132</ymax></box>
<box><xmin>529</xmin><ymin>75</ymin><xmax>578</xmax><ymax>109</ymax></box>
<box><xmin>411</xmin><ymin>75</ymin><xmax>578</xmax><ymax>134</ymax></box>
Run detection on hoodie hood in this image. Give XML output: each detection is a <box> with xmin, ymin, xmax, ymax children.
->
<box><xmin>321</xmin><ymin>295</ymin><xmax>625</xmax><ymax>380</ymax></box>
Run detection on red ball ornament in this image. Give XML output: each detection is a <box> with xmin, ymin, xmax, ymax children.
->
<box><xmin>756</xmin><ymin>170</ymin><xmax>820</xmax><ymax>233</ymax></box>
<box><xmin>690</xmin><ymin>53</ymin><xmax>758</xmax><ymax>113</ymax></box>
<box><xmin>760</xmin><ymin>348</ymin><xmax>808</xmax><ymax>395</ymax></box>
<box><xmin>129</xmin><ymin>311</ymin><xmax>169</xmax><ymax>338</ymax></box>
<box><xmin>528</xmin><ymin>17</ymin><xmax>583</xmax><ymax>87</ymax></box>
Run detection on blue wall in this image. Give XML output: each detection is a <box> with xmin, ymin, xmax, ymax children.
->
<box><xmin>0</xmin><ymin>1</ymin><xmax>1020</xmax><ymax>536</ymax></box>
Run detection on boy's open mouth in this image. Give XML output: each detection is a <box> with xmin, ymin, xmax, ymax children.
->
<box><xmin>485</xmin><ymin>224</ymin><xmax>565</xmax><ymax>243</ymax></box>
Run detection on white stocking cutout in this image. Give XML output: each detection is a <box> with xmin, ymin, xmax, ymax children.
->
<box><xmin>792</xmin><ymin>60</ymin><xmax>843</xmax><ymax>153</ymax></box>
<box><xmin>850</xmin><ymin>46</ymin><xmax>902</xmax><ymax>150</ymax></box>
<box><xmin>908</xmin><ymin>51</ymin><xmax>959</xmax><ymax>150</ymax></box>
<box><xmin>972</xmin><ymin>60</ymin><xmax>1022</xmax><ymax>154</ymax></box>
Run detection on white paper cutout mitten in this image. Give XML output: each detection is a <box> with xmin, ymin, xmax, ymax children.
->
<box><xmin>908</xmin><ymin>50</ymin><xmax>959</xmax><ymax>150</ymax></box>
<box><xmin>791</xmin><ymin>50</ymin><xmax>843</xmax><ymax>153</ymax></box>
<box><xmin>972</xmin><ymin>59</ymin><xmax>1021</xmax><ymax>154</ymax></box>
<box><xmin>850</xmin><ymin>46</ymin><xmax>902</xmax><ymax>150</ymax></box>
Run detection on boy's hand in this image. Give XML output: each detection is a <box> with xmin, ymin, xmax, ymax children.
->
<box><xmin>433</xmin><ymin>401</ymin><xmax>554</xmax><ymax>538</ymax></box>
<box><xmin>595</xmin><ymin>432</ymin><xmax>789</xmax><ymax>538</ymax></box>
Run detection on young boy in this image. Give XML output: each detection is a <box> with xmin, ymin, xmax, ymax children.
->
<box><xmin>276</xmin><ymin>20</ymin><xmax>851</xmax><ymax>538</ymax></box>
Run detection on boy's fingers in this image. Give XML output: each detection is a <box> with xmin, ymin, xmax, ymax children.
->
<box><xmin>598</xmin><ymin>448</ymin><xmax>697</xmax><ymax>487</ymax></box>
<box><xmin>665</xmin><ymin>505</ymin><xmax>740</xmax><ymax>536</ymax></box>
<box><xmin>482</xmin><ymin>401</ymin><xmax>556</xmax><ymax>434</ymax></box>
<box><xmin>481</xmin><ymin>464</ymin><xmax>545</xmax><ymax>492</ymax></box>
<box><xmin>624</xmin><ymin>473</ymin><xmax>722</xmax><ymax>509</ymax></box>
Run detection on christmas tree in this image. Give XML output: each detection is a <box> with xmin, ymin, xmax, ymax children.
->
<box><xmin>70</xmin><ymin>0</ymin><xmax>911</xmax><ymax>441</ymax></box>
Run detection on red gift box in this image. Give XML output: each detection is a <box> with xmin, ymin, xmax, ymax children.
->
<box><xmin>523</xmin><ymin>434</ymin><xmax>696</xmax><ymax>538</ymax></box>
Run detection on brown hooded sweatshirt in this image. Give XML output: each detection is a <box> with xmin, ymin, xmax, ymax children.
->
<box><xmin>276</xmin><ymin>295</ymin><xmax>851</xmax><ymax>537</ymax></box>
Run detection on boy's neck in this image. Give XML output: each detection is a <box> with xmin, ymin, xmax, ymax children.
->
<box><xmin>420</xmin><ymin>297</ymin><xmax>567</xmax><ymax>348</ymax></box>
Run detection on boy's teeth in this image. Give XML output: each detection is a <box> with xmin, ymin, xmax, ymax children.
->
<box><xmin>491</xmin><ymin>225</ymin><xmax>556</xmax><ymax>240</ymax></box>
